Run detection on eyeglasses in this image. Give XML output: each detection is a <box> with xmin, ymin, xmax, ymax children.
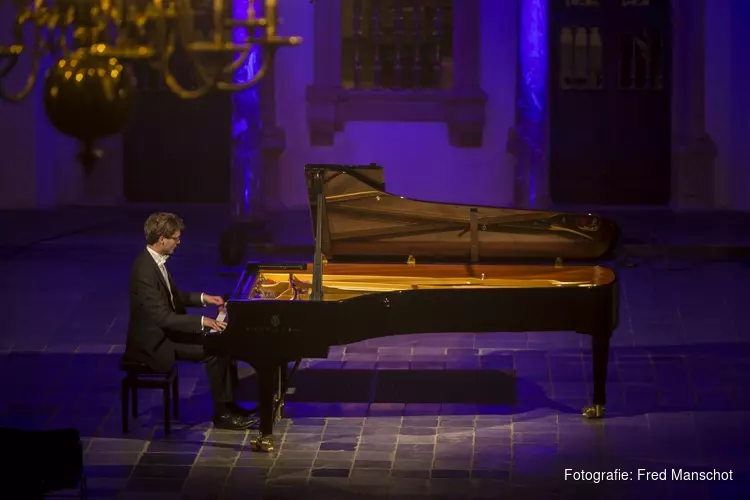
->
<box><xmin>163</xmin><ymin>235</ymin><xmax>181</xmax><ymax>243</ymax></box>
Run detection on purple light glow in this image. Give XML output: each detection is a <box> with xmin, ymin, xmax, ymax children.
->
<box><xmin>517</xmin><ymin>0</ymin><xmax>548</xmax><ymax>207</ymax></box>
<box><xmin>231</xmin><ymin>0</ymin><xmax>264</xmax><ymax>219</ymax></box>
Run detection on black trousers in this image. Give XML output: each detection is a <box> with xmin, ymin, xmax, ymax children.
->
<box><xmin>174</xmin><ymin>343</ymin><xmax>237</xmax><ymax>413</ymax></box>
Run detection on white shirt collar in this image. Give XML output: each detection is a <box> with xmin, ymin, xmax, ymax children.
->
<box><xmin>146</xmin><ymin>246</ymin><xmax>169</xmax><ymax>266</ymax></box>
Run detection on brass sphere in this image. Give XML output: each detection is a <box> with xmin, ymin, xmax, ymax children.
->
<box><xmin>43</xmin><ymin>51</ymin><xmax>135</xmax><ymax>173</ymax></box>
<box><xmin>44</xmin><ymin>51</ymin><xmax>134</xmax><ymax>140</ymax></box>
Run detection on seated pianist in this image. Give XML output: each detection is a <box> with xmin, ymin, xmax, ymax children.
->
<box><xmin>124</xmin><ymin>212</ymin><xmax>255</xmax><ymax>431</ymax></box>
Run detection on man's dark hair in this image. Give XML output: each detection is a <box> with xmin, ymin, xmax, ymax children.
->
<box><xmin>144</xmin><ymin>212</ymin><xmax>185</xmax><ymax>245</ymax></box>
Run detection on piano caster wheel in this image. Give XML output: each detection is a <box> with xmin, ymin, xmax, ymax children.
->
<box><xmin>582</xmin><ymin>404</ymin><xmax>605</xmax><ymax>419</ymax></box>
<box><xmin>249</xmin><ymin>435</ymin><xmax>275</xmax><ymax>453</ymax></box>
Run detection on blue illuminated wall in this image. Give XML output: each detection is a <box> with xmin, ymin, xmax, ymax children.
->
<box><xmin>231</xmin><ymin>0</ymin><xmax>264</xmax><ymax>219</ymax></box>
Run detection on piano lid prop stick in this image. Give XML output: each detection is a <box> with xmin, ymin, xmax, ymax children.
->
<box><xmin>469</xmin><ymin>207</ymin><xmax>479</xmax><ymax>263</ymax></box>
<box><xmin>311</xmin><ymin>170</ymin><xmax>325</xmax><ymax>301</ymax></box>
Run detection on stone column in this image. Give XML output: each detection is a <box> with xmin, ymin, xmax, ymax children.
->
<box><xmin>670</xmin><ymin>0</ymin><xmax>717</xmax><ymax>209</ymax></box>
<box><xmin>229</xmin><ymin>0</ymin><xmax>287</xmax><ymax>221</ymax></box>
<box><xmin>510</xmin><ymin>0</ymin><xmax>550</xmax><ymax>209</ymax></box>
<box><xmin>259</xmin><ymin>64</ymin><xmax>286</xmax><ymax>214</ymax></box>
<box><xmin>230</xmin><ymin>0</ymin><xmax>265</xmax><ymax>223</ymax></box>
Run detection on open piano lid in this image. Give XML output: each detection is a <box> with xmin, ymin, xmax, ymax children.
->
<box><xmin>305</xmin><ymin>164</ymin><xmax>619</xmax><ymax>263</ymax></box>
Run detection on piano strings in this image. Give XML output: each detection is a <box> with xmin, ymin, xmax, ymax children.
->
<box><xmin>249</xmin><ymin>271</ymin><xmax>597</xmax><ymax>301</ymax></box>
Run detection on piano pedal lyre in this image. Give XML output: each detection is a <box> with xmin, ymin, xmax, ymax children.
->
<box><xmin>273</xmin><ymin>396</ymin><xmax>284</xmax><ymax>422</ymax></box>
<box><xmin>272</xmin><ymin>360</ymin><xmax>299</xmax><ymax>424</ymax></box>
<box><xmin>582</xmin><ymin>404</ymin><xmax>605</xmax><ymax>419</ymax></box>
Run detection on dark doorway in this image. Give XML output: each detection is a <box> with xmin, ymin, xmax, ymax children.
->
<box><xmin>549</xmin><ymin>0</ymin><xmax>672</xmax><ymax>205</ymax></box>
<box><xmin>123</xmin><ymin>89</ymin><xmax>232</xmax><ymax>204</ymax></box>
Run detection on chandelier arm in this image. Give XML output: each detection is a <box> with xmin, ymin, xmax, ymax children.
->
<box><xmin>0</xmin><ymin>9</ymin><xmax>44</xmax><ymax>102</ymax></box>
<box><xmin>144</xmin><ymin>0</ymin><xmax>169</xmax><ymax>70</ymax></box>
<box><xmin>212</xmin><ymin>0</ymin><xmax>224</xmax><ymax>47</ymax></box>
<box><xmin>219</xmin><ymin>1</ymin><xmax>262</xmax><ymax>75</ymax></box>
<box><xmin>56</xmin><ymin>22</ymin><xmax>71</xmax><ymax>58</ymax></box>
<box><xmin>162</xmin><ymin>67</ymin><xmax>213</xmax><ymax>99</ymax></box>
<box><xmin>161</xmin><ymin>36</ymin><xmax>215</xmax><ymax>99</ymax></box>
<box><xmin>215</xmin><ymin>48</ymin><xmax>270</xmax><ymax>91</ymax></box>
<box><xmin>183</xmin><ymin>49</ymin><xmax>220</xmax><ymax>95</ymax></box>
<box><xmin>112</xmin><ymin>0</ymin><xmax>127</xmax><ymax>47</ymax></box>
<box><xmin>164</xmin><ymin>0</ymin><xmax>216</xmax><ymax>89</ymax></box>
<box><xmin>175</xmin><ymin>0</ymin><xmax>196</xmax><ymax>53</ymax></box>
<box><xmin>190</xmin><ymin>53</ymin><xmax>216</xmax><ymax>85</ymax></box>
<box><xmin>0</xmin><ymin>56</ymin><xmax>19</xmax><ymax>79</ymax></box>
<box><xmin>222</xmin><ymin>0</ymin><xmax>259</xmax><ymax>73</ymax></box>
<box><xmin>59</xmin><ymin>6</ymin><xmax>78</xmax><ymax>58</ymax></box>
<box><xmin>153</xmin><ymin>0</ymin><xmax>169</xmax><ymax>61</ymax></box>
<box><xmin>224</xmin><ymin>48</ymin><xmax>249</xmax><ymax>74</ymax></box>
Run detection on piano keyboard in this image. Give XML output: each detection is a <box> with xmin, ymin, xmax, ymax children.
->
<box><xmin>209</xmin><ymin>310</ymin><xmax>227</xmax><ymax>332</ymax></box>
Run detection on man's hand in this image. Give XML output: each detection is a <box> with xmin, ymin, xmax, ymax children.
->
<box><xmin>203</xmin><ymin>294</ymin><xmax>225</xmax><ymax>311</ymax></box>
<box><xmin>204</xmin><ymin>317</ymin><xmax>227</xmax><ymax>332</ymax></box>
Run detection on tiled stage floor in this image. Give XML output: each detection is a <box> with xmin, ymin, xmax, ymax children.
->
<box><xmin>1</xmin><ymin>206</ymin><xmax>749</xmax><ymax>499</ymax></box>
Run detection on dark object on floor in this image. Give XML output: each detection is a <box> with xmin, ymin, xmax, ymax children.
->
<box><xmin>268</xmin><ymin>368</ymin><xmax>518</xmax><ymax>405</ymax></box>
<box><xmin>0</xmin><ymin>427</ymin><xmax>88</xmax><ymax>499</ymax></box>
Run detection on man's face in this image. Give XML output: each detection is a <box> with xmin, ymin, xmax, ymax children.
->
<box><xmin>159</xmin><ymin>231</ymin><xmax>181</xmax><ymax>256</ymax></box>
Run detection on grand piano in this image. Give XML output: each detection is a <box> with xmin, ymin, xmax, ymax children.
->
<box><xmin>208</xmin><ymin>163</ymin><xmax>620</xmax><ymax>452</ymax></box>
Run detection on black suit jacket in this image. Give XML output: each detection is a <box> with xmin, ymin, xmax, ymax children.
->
<box><xmin>125</xmin><ymin>249</ymin><xmax>205</xmax><ymax>372</ymax></box>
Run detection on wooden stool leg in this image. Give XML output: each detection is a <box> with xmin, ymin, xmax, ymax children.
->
<box><xmin>172</xmin><ymin>375</ymin><xmax>179</xmax><ymax>420</ymax></box>
<box><xmin>80</xmin><ymin>472</ymin><xmax>88</xmax><ymax>500</ymax></box>
<box><xmin>131</xmin><ymin>383</ymin><xmax>138</xmax><ymax>418</ymax></box>
<box><xmin>121</xmin><ymin>379</ymin><xmax>129</xmax><ymax>434</ymax></box>
<box><xmin>163</xmin><ymin>383</ymin><xmax>171</xmax><ymax>435</ymax></box>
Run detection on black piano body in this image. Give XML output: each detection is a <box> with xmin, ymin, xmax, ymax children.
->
<box><xmin>208</xmin><ymin>164</ymin><xmax>620</xmax><ymax>452</ymax></box>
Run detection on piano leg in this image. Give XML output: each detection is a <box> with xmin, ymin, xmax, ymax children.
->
<box><xmin>249</xmin><ymin>366</ymin><xmax>277</xmax><ymax>452</ymax></box>
<box><xmin>583</xmin><ymin>332</ymin><xmax>612</xmax><ymax>419</ymax></box>
<box><xmin>274</xmin><ymin>364</ymin><xmax>286</xmax><ymax>423</ymax></box>
<box><xmin>248</xmin><ymin>361</ymin><xmax>302</xmax><ymax>453</ymax></box>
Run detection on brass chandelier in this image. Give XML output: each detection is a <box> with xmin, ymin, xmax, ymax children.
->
<box><xmin>0</xmin><ymin>0</ymin><xmax>301</xmax><ymax>172</ymax></box>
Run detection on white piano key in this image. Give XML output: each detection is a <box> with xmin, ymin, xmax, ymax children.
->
<box><xmin>210</xmin><ymin>311</ymin><xmax>227</xmax><ymax>332</ymax></box>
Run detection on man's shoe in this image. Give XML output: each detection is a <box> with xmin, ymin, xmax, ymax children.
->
<box><xmin>227</xmin><ymin>402</ymin><xmax>257</xmax><ymax>418</ymax></box>
<box><xmin>212</xmin><ymin>412</ymin><xmax>255</xmax><ymax>431</ymax></box>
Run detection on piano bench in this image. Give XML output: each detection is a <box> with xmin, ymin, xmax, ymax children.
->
<box><xmin>120</xmin><ymin>361</ymin><xmax>179</xmax><ymax>435</ymax></box>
